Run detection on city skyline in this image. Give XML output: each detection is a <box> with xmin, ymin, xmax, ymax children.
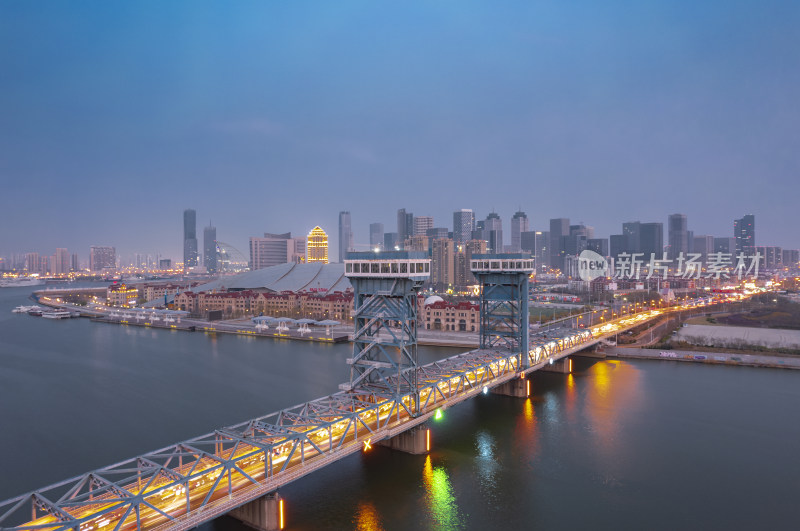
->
<box><xmin>2</xmin><ymin>2</ymin><xmax>800</xmax><ymax>259</ymax></box>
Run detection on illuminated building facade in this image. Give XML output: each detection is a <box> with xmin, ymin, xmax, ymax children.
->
<box><xmin>307</xmin><ymin>226</ymin><xmax>329</xmax><ymax>263</ymax></box>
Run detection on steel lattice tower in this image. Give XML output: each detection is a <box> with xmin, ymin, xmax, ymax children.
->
<box><xmin>470</xmin><ymin>254</ymin><xmax>535</xmax><ymax>369</ymax></box>
<box><xmin>342</xmin><ymin>252</ymin><xmax>430</xmax><ymax>410</ymax></box>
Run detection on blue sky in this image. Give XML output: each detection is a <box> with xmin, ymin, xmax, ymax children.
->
<box><xmin>1</xmin><ymin>1</ymin><xmax>798</xmax><ymax>261</ymax></box>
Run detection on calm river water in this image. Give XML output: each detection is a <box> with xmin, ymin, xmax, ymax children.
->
<box><xmin>1</xmin><ymin>285</ymin><xmax>798</xmax><ymax>530</ymax></box>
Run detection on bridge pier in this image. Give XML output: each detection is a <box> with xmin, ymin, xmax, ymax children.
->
<box><xmin>491</xmin><ymin>376</ymin><xmax>530</xmax><ymax>398</ymax></box>
<box><xmin>541</xmin><ymin>356</ymin><xmax>572</xmax><ymax>374</ymax></box>
<box><xmin>228</xmin><ymin>492</ymin><xmax>284</xmax><ymax>531</ymax></box>
<box><xmin>378</xmin><ymin>425</ymin><xmax>430</xmax><ymax>454</ymax></box>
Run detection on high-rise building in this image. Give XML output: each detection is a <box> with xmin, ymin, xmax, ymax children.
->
<box><xmin>734</xmin><ymin>214</ymin><xmax>755</xmax><ymax>256</ymax></box>
<box><xmin>510</xmin><ymin>211</ymin><xmax>529</xmax><ymax>252</ymax></box>
<box><xmin>249</xmin><ymin>233</ymin><xmax>306</xmax><ymax>270</ymax></box>
<box><xmin>484</xmin><ymin>212</ymin><xmax>503</xmax><ymax>253</ymax></box>
<box><xmin>70</xmin><ymin>253</ymin><xmax>79</xmax><ymax>272</ymax></box>
<box><xmin>203</xmin><ymin>224</ymin><xmax>217</xmax><ymax>273</ymax></box>
<box><xmin>782</xmin><ymin>249</ymin><xmax>800</xmax><ymax>268</ymax></box>
<box><xmin>338</xmin><ymin>211</ymin><xmax>353</xmax><ymax>263</ymax></box>
<box><xmin>692</xmin><ymin>235</ymin><xmax>714</xmax><ymax>264</ymax></box>
<box><xmin>549</xmin><ymin>218</ymin><xmax>569</xmax><ymax>268</ymax></box>
<box><xmin>397</xmin><ymin>208</ymin><xmax>414</xmax><ymax>245</ymax></box>
<box><xmin>426</xmin><ymin>227</ymin><xmax>449</xmax><ymax>241</ymax></box>
<box><xmin>455</xmin><ymin>239</ymin><xmax>487</xmax><ymax>287</ymax></box>
<box><xmin>520</xmin><ymin>231</ymin><xmax>548</xmax><ymax>271</ymax></box>
<box><xmin>640</xmin><ymin>223</ymin><xmax>664</xmax><ymax>258</ymax></box>
<box><xmin>306</xmin><ymin>226</ymin><xmax>329</xmax><ymax>263</ymax></box>
<box><xmin>668</xmin><ymin>213</ymin><xmax>689</xmax><ymax>260</ymax></box>
<box><xmin>369</xmin><ymin>223</ymin><xmax>384</xmax><ymax>250</ymax></box>
<box><xmin>24</xmin><ymin>252</ymin><xmax>39</xmax><ymax>274</ymax></box>
<box><xmin>587</xmin><ymin>238</ymin><xmax>609</xmax><ymax>257</ymax></box>
<box><xmin>384</xmin><ymin>232</ymin><xmax>399</xmax><ymax>250</ymax></box>
<box><xmin>431</xmin><ymin>238</ymin><xmax>455</xmax><ymax>290</ymax></box>
<box><xmin>714</xmin><ymin>237</ymin><xmax>737</xmax><ymax>254</ymax></box>
<box><xmin>183</xmin><ymin>209</ymin><xmax>198</xmax><ymax>268</ymax></box>
<box><xmin>610</xmin><ymin>234</ymin><xmax>627</xmax><ymax>259</ymax></box>
<box><xmin>404</xmin><ymin>235</ymin><xmax>430</xmax><ymax>253</ymax></box>
<box><xmin>622</xmin><ymin>221</ymin><xmax>641</xmax><ymax>254</ymax></box>
<box><xmin>54</xmin><ymin>248</ymin><xmax>69</xmax><ymax>275</ymax></box>
<box><xmin>413</xmin><ymin>216</ymin><xmax>434</xmax><ymax>236</ymax></box>
<box><xmin>453</xmin><ymin>209</ymin><xmax>475</xmax><ymax>246</ymax></box>
<box><xmin>90</xmin><ymin>246</ymin><xmax>116</xmax><ymax>272</ymax></box>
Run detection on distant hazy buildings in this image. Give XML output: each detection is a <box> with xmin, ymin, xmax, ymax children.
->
<box><xmin>413</xmin><ymin>216</ymin><xmax>434</xmax><ymax>237</ymax></box>
<box><xmin>668</xmin><ymin>213</ymin><xmax>689</xmax><ymax>260</ymax></box>
<box><xmin>735</xmin><ymin>214</ymin><xmax>755</xmax><ymax>256</ymax></box>
<box><xmin>431</xmin><ymin>238</ymin><xmax>455</xmax><ymax>290</ymax></box>
<box><xmin>203</xmin><ymin>224</ymin><xmax>217</xmax><ymax>274</ymax></box>
<box><xmin>510</xmin><ymin>211</ymin><xmax>529</xmax><ymax>252</ymax></box>
<box><xmin>338</xmin><ymin>211</ymin><xmax>353</xmax><ymax>263</ymax></box>
<box><xmin>53</xmin><ymin>248</ymin><xmax>69</xmax><ymax>275</ymax></box>
<box><xmin>714</xmin><ymin>237</ymin><xmax>737</xmax><ymax>254</ymax></box>
<box><xmin>369</xmin><ymin>223</ymin><xmax>384</xmax><ymax>250</ymax></box>
<box><xmin>483</xmin><ymin>212</ymin><xmax>503</xmax><ymax>253</ymax></box>
<box><xmin>90</xmin><ymin>246</ymin><xmax>116</xmax><ymax>272</ymax></box>
<box><xmin>453</xmin><ymin>209</ymin><xmax>475</xmax><ymax>246</ymax></box>
<box><xmin>306</xmin><ymin>226</ymin><xmax>329</xmax><ymax>263</ymax></box>
<box><xmin>549</xmin><ymin>218</ymin><xmax>569</xmax><ymax>269</ymax></box>
<box><xmin>183</xmin><ymin>209</ymin><xmax>198</xmax><ymax>268</ymax></box>
<box><xmin>640</xmin><ymin>222</ymin><xmax>664</xmax><ymax>258</ymax></box>
<box><xmin>693</xmin><ymin>235</ymin><xmax>714</xmax><ymax>263</ymax></box>
<box><xmin>249</xmin><ymin>233</ymin><xmax>305</xmax><ymax>270</ymax></box>
<box><xmin>397</xmin><ymin>208</ymin><xmax>414</xmax><ymax>245</ymax></box>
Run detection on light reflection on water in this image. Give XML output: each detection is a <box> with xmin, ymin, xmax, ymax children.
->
<box><xmin>353</xmin><ymin>501</ymin><xmax>384</xmax><ymax>531</ymax></box>
<box><xmin>422</xmin><ymin>455</ymin><xmax>463</xmax><ymax>531</ymax></box>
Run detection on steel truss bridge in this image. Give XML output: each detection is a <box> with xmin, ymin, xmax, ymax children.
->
<box><xmin>0</xmin><ymin>251</ymin><xmax>670</xmax><ymax>531</ymax></box>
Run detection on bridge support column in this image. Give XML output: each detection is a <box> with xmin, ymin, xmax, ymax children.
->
<box><xmin>378</xmin><ymin>425</ymin><xmax>430</xmax><ymax>454</ymax></box>
<box><xmin>228</xmin><ymin>492</ymin><xmax>284</xmax><ymax>531</ymax></box>
<box><xmin>491</xmin><ymin>376</ymin><xmax>530</xmax><ymax>398</ymax></box>
<box><xmin>541</xmin><ymin>357</ymin><xmax>572</xmax><ymax>374</ymax></box>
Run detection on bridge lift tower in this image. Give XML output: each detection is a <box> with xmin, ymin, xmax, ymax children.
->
<box><xmin>470</xmin><ymin>254</ymin><xmax>535</xmax><ymax>370</ymax></box>
<box><xmin>342</xmin><ymin>251</ymin><xmax>430</xmax><ymax>412</ymax></box>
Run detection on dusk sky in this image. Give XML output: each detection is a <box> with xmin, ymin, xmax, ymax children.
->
<box><xmin>1</xmin><ymin>1</ymin><xmax>799</xmax><ymax>262</ymax></box>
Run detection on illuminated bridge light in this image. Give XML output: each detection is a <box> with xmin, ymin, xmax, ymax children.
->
<box><xmin>435</xmin><ymin>408</ymin><xmax>443</xmax><ymax>420</ymax></box>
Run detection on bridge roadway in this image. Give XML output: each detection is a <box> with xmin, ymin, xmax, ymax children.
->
<box><xmin>0</xmin><ymin>311</ymin><xmax>665</xmax><ymax>531</ymax></box>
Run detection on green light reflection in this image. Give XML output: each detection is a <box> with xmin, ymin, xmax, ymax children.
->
<box><xmin>422</xmin><ymin>455</ymin><xmax>464</xmax><ymax>530</ymax></box>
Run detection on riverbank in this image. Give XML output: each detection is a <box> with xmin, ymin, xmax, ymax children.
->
<box><xmin>604</xmin><ymin>346</ymin><xmax>800</xmax><ymax>370</ymax></box>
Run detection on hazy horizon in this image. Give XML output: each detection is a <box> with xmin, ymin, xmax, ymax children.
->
<box><xmin>2</xmin><ymin>1</ymin><xmax>799</xmax><ymax>260</ymax></box>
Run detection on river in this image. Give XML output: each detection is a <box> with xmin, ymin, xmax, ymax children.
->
<box><xmin>1</xmin><ymin>285</ymin><xmax>798</xmax><ymax>530</ymax></box>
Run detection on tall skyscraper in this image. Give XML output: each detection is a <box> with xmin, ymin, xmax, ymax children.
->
<box><xmin>203</xmin><ymin>224</ymin><xmax>217</xmax><ymax>273</ymax></box>
<box><xmin>338</xmin><ymin>211</ymin><xmax>353</xmax><ymax>262</ymax></box>
<box><xmin>70</xmin><ymin>253</ymin><xmax>79</xmax><ymax>272</ymax></box>
<box><xmin>369</xmin><ymin>223</ymin><xmax>384</xmax><ymax>250</ymax></box>
<box><xmin>622</xmin><ymin>221</ymin><xmax>641</xmax><ymax>254</ymax></box>
<box><xmin>426</xmin><ymin>227</ymin><xmax>449</xmax><ymax>241</ymax></box>
<box><xmin>692</xmin><ymin>235</ymin><xmax>714</xmax><ymax>263</ymax></box>
<box><xmin>510</xmin><ymin>211</ymin><xmax>529</xmax><ymax>252</ymax></box>
<box><xmin>734</xmin><ymin>214</ymin><xmax>755</xmax><ymax>256</ymax></box>
<box><xmin>521</xmin><ymin>231</ymin><xmax>548</xmax><ymax>271</ymax></box>
<box><xmin>183</xmin><ymin>209</ymin><xmax>198</xmax><ymax>268</ymax></box>
<box><xmin>484</xmin><ymin>213</ymin><xmax>503</xmax><ymax>253</ymax></box>
<box><xmin>397</xmin><ymin>208</ymin><xmax>413</xmax><ymax>245</ymax></box>
<box><xmin>306</xmin><ymin>226</ymin><xmax>329</xmax><ymax>263</ymax></box>
<box><xmin>453</xmin><ymin>209</ymin><xmax>475</xmax><ymax>246</ymax></box>
<box><xmin>413</xmin><ymin>216</ymin><xmax>434</xmax><ymax>236</ymax></box>
<box><xmin>431</xmin><ymin>238</ymin><xmax>455</xmax><ymax>290</ymax></box>
<box><xmin>54</xmin><ymin>248</ymin><xmax>69</xmax><ymax>275</ymax></box>
<box><xmin>549</xmin><ymin>218</ymin><xmax>569</xmax><ymax>268</ymax></box>
<box><xmin>639</xmin><ymin>223</ymin><xmax>664</xmax><ymax>258</ymax></box>
<box><xmin>714</xmin><ymin>237</ymin><xmax>737</xmax><ymax>254</ymax></box>
<box><xmin>24</xmin><ymin>252</ymin><xmax>40</xmax><ymax>274</ymax></box>
<box><xmin>249</xmin><ymin>233</ymin><xmax>306</xmax><ymax>270</ymax></box>
<box><xmin>668</xmin><ymin>213</ymin><xmax>689</xmax><ymax>260</ymax></box>
<box><xmin>89</xmin><ymin>246</ymin><xmax>116</xmax><ymax>271</ymax></box>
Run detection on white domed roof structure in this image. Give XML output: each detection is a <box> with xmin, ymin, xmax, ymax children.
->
<box><xmin>424</xmin><ymin>295</ymin><xmax>445</xmax><ymax>306</ymax></box>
